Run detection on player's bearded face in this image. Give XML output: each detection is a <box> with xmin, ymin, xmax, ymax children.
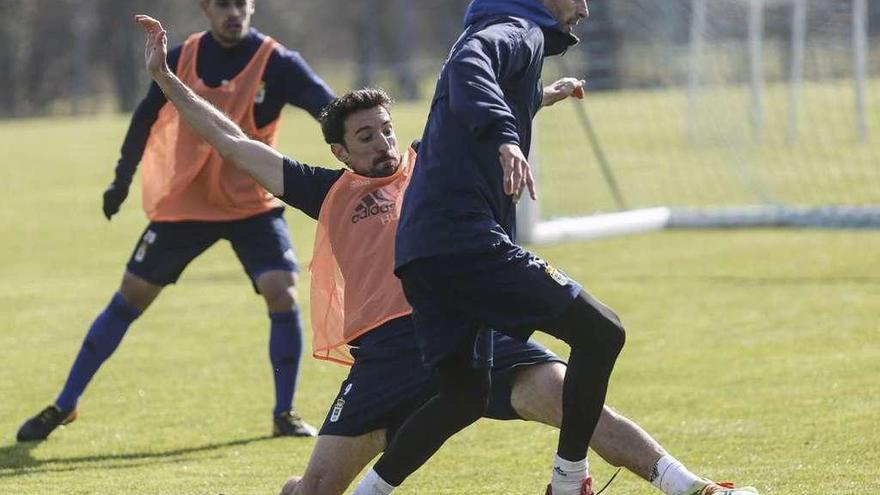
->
<box><xmin>340</xmin><ymin>106</ymin><xmax>402</xmax><ymax>178</ymax></box>
<box><xmin>544</xmin><ymin>0</ymin><xmax>589</xmax><ymax>32</ymax></box>
<box><xmin>201</xmin><ymin>0</ymin><xmax>254</xmax><ymax>46</ymax></box>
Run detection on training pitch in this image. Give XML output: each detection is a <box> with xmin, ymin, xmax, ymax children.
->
<box><xmin>0</xmin><ymin>103</ymin><xmax>878</xmax><ymax>494</ymax></box>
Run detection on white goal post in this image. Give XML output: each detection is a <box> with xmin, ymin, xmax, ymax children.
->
<box><xmin>519</xmin><ymin>0</ymin><xmax>878</xmax><ymax>244</ymax></box>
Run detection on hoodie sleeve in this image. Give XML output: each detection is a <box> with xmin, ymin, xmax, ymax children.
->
<box><xmin>446</xmin><ymin>26</ymin><xmax>530</xmax><ymax>149</ymax></box>
<box><xmin>111</xmin><ymin>45</ymin><xmax>182</xmax><ymax>186</ymax></box>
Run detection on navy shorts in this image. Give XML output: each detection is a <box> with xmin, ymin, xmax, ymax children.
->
<box><xmin>397</xmin><ymin>241</ymin><xmax>582</xmax><ymax>368</ymax></box>
<box><xmin>125</xmin><ymin>207</ymin><xmax>298</xmax><ymax>290</ymax></box>
<box><xmin>318</xmin><ymin>315</ymin><xmax>562</xmax><ymax>440</ymax></box>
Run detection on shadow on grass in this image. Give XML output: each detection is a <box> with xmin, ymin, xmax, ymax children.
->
<box><xmin>0</xmin><ymin>434</ymin><xmax>275</xmax><ymax>477</ymax></box>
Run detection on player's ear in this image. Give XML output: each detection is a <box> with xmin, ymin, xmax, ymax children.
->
<box><xmin>330</xmin><ymin>143</ymin><xmax>350</xmax><ymax>166</ymax></box>
<box><xmin>198</xmin><ymin>0</ymin><xmax>209</xmax><ymax>14</ymax></box>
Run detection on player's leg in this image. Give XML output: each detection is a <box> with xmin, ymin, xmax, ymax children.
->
<box><xmin>510</xmin><ymin>362</ymin><xmax>664</xmax><ymax>479</ymax></box>
<box><xmin>354</xmin><ymin>321</ymin><xmax>492</xmax><ymax>494</ymax></box>
<box><xmin>17</xmin><ymin>222</ymin><xmax>215</xmax><ymax>442</ymax></box>
<box><xmin>316</xmin><ymin>319</ymin><xmax>446</xmax><ymax>495</ymax></box>
<box><xmin>539</xmin><ymin>288</ymin><xmax>626</xmax><ymax>495</ymax></box>
<box><xmin>50</xmin><ymin>271</ymin><xmax>162</xmax><ymax>410</ymax></box>
<box><xmin>365</xmin><ymin>349</ymin><xmax>491</xmax><ymax>490</ymax></box>
<box><xmin>279</xmin><ymin>431</ymin><xmax>386</xmax><ymax>495</ymax></box>
<box><xmin>511</xmin><ymin>360</ymin><xmax>758</xmax><ymax>494</ymax></box>
<box><xmin>417</xmin><ymin>245</ymin><xmax>623</xmax><ymax>495</ymax></box>
<box><xmin>229</xmin><ymin>208</ymin><xmax>312</xmax><ymax>436</ymax></box>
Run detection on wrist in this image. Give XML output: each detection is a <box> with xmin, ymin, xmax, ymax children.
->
<box><xmin>150</xmin><ymin>64</ymin><xmax>172</xmax><ymax>81</ymax></box>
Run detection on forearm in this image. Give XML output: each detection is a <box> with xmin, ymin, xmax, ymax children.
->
<box><xmin>151</xmin><ymin>68</ymin><xmax>284</xmax><ymax>194</ymax></box>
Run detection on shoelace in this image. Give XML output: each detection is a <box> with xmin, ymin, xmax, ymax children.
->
<box><xmin>594</xmin><ymin>468</ymin><xmax>622</xmax><ymax>495</ymax></box>
<box><xmin>37</xmin><ymin>408</ymin><xmax>59</xmax><ymax>423</ymax></box>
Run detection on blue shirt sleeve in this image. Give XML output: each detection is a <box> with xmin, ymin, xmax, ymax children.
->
<box><xmin>279</xmin><ymin>157</ymin><xmax>344</xmax><ymax>220</ymax></box>
<box><xmin>112</xmin><ymin>46</ymin><xmax>182</xmax><ymax>186</ymax></box>
<box><xmin>263</xmin><ymin>46</ymin><xmax>336</xmax><ymax>121</ymax></box>
<box><xmin>447</xmin><ymin>25</ymin><xmax>531</xmax><ymax>150</ymax></box>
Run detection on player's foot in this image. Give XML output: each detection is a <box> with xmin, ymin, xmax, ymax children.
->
<box><xmin>688</xmin><ymin>479</ymin><xmax>759</xmax><ymax>495</ymax></box>
<box><xmin>272</xmin><ymin>410</ymin><xmax>317</xmax><ymax>437</ymax></box>
<box><xmin>16</xmin><ymin>405</ymin><xmax>78</xmax><ymax>442</ymax></box>
<box><xmin>544</xmin><ymin>476</ymin><xmax>595</xmax><ymax>495</ymax></box>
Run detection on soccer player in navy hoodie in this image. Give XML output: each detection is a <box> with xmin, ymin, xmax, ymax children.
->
<box><xmin>352</xmin><ymin>1</ymin><xmax>622</xmax><ymax>494</ymax></box>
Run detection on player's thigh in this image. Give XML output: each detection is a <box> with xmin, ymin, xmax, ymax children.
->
<box><xmin>402</xmin><ymin>242</ymin><xmax>583</xmax><ymax>341</ymax></box>
<box><xmin>509</xmin><ymin>361</ymin><xmax>566</xmax><ymax>427</ymax></box>
<box><xmin>227</xmin><ymin>208</ymin><xmax>299</xmax><ymax>293</ymax></box>
<box><xmin>124</xmin><ymin>221</ymin><xmax>219</xmax><ymax>295</ymax></box>
<box><xmin>398</xmin><ymin>263</ymin><xmax>494</xmax><ymax>369</ymax></box>
<box><xmin>291</xmin><ymin>432</ymin><xmax>386</xmax><ymax>495</ymax></box>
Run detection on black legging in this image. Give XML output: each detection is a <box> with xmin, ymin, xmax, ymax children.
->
<box><xmin>374</xmin><ymin>289</ymin><xmax>625</xmax><ymax>485</ymax></box>
<box><xmin>375</xmin><ymin>351</ymin><xmax>491</xmax><ymax>486</ymax></box>
<box><xmin>544</xmin><ymin>289</ymin><xmax>626</xmax><ymax>461</ymax></box>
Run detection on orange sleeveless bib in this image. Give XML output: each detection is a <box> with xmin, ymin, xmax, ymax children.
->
<box><xmin>310</xmin><ymin>149</ymin><xmax>417</xmax><ymax>365</ymax></box>
<box><xmin>140</xmin><ymin>32</ymin><xmax>281</xmax><ymax>221</ymax></box>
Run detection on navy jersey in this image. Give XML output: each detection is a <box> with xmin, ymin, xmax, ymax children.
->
<box><xmin>394</xmin><ymin>1</ymin><xmax>576</xmax><ymax>270</ymax></box>
<box><xmin>278</xmin><ymin>157</ymin><xmax>344</xmax><ymax>220</ymax></box>
<box><xmin>111</xmin><ymin>29</ymin><xmax>335</xmax><ymax>186</ymax></box>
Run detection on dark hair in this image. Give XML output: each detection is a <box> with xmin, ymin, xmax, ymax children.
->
<box><xmin>319</xmin><ymin>88</ymin><xmax>393</xmax><ymax>145</ymax></box>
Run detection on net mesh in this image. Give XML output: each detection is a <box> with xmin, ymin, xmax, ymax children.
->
<box><xmin>531</xmin><ymin>0</ymin><xmax>878</xmax><ymax>229</ymax></box>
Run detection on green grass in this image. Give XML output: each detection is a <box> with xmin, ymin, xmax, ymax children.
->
<box><xmin>1</xmin><ymin>100</ymin><xmax>879</xmax><ymax>494</ymax></box>
<box><xmin>535</xmin><ymin>77</ymin><xmax>880</xmax><ymax>216</ymax></box>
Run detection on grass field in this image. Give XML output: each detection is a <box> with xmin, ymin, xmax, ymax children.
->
<box><xmin>535</xmin><ymin>77</ymin><xmax>880</xmax><ymax>217</ymax></box>
<box><xmin>1</xmin><ymin>99</ymin><xmax>878</xmax><ymax>495</ymax></box>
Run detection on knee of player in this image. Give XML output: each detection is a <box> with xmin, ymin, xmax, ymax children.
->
<box><xmin>604</xmin><ymin>314</ymin><xmax>626</xmax><ymax>351</ymax></box>
<box><xmin>118</xmin><ymin>273</ymin><xmax>161</xmax><ymax>311</ymax></box>
<box><xmin>264</xmin><ymin>285</ymin><xmax>299</xmax><ymax>312</ymax></box>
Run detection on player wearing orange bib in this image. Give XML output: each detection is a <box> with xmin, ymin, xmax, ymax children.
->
<box><xmin>131</xmin><ymin>15</ymin><xmax>759</xmax><ymax>495</ymax></box>
<box><xmin>16</xmin><ymin>0</ymin><xmax>334</xmax><ymax>442</ymax></box>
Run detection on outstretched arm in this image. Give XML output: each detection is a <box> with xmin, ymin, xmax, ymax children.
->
<box><xmin>135</xmin><ymin>15</ymin><xmax>284</xmax><ymax>195</ymax></box>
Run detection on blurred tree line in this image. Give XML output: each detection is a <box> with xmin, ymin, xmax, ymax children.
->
<box><xmin>0</xmin><ymin>0</ymin><xmax>468</xmax><ymax>117</ymax></box>
<box><xmin>1</xmin><ymin>0</ymin><xmax>877</xmax><ymax>118</ymax></box>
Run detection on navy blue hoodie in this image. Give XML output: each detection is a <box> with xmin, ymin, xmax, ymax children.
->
<box><xmin>395</xmin><ymin>0</ymin><xmax>577</xmax><ymax>269</ymax></box>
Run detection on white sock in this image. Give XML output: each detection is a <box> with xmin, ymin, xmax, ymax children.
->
<box><xmin>649</xmin><ymin>455</ymin><xmax>704</xmax><ymax>495</ymax></box>
<box><xmin>352</xmin><ymin>469</ymin><xmax>396</xmax><ymax>495</ymax></box>
<box><xmin>550</xmin><ymin>453</ymin><xmax>588</xmax><ymax>495</ymax></box>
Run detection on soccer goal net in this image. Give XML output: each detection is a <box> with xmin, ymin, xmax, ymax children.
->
<box><xmin>520</xmin><ymin>0</ymin><xmax>879</xmax><ymax>244</ymax></box>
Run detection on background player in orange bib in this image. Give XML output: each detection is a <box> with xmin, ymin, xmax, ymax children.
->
<box><xmin>16</xmin><ymin>0</ymin><xmax>334</xmax><ymax>442</ymax></box>
<box><xmin>127</xmin><ymin>14</ymin><xmax>758</xmax><ymax>495</ymax></box>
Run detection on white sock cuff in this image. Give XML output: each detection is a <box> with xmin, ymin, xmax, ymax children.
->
<box><xmin>554</xmin><ymin>453</ymin><xmax>589</xmax><ymax>474</ymax></box>
<box><xmin>650</xmin><ymin>454</ymin><xmax>702</xmax><ymax>495</ymax></box>
<box><xmin>356</xmin><ymin>469</ymin><xmax>396</xmax><ymax>495</ymax></box>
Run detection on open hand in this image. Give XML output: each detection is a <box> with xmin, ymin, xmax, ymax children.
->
<box><xmin>542</xmin><ymin>77</ymin><xmax>586</xmax><ymax>107</ymax></box>
<box><xmin>498</xmin><ymin>143</ymin><xmax>537</xmax><ymax>201</ymax></box>
<box><xmin>134</xmin><ymin>15</ymin><xmax>169</xmax><ymax>77</ymax></box>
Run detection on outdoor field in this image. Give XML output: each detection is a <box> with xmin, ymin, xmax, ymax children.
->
<box><xmin>1</xmin><ymin>95</ymin><xmax>878</xmax><ymax>495</ymax></box>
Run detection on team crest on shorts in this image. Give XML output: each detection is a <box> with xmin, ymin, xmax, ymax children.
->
<box><xmin>545</xmin><ymin>264</ymin><xmax>570</xmax><ymax>286</ymax></box>
<box><xmin>329</xmin><ymin>398</ymin><xmax>345</xmax><ymax>422</ymax></box>
<box><xmin>134</xmin><ymin>229</ymin><xmax>157</xmax><ymax>263</ymax></box>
